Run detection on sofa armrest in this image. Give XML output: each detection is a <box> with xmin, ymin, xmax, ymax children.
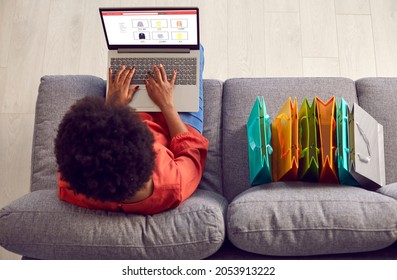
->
<box><xmin>356</xmin><ymin>78</ymin><xmax>397</xmax><ymax>184</ymax></box>
<box><xmin>377</xmin><ymin>183</ymin><xmax>397</xmax><ymax>201</ymax></box>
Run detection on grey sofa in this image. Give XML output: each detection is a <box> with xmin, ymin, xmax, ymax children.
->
<box><xmin>1</xmin><ymin>76</ymin><xmax>397</xmax><ymax>259</ymax></box>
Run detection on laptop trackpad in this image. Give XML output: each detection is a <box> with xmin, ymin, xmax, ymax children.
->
<box><xmin>129</xmin><ymin>88</ymin><xmax>156</xmax><ymax>111</ymax></box>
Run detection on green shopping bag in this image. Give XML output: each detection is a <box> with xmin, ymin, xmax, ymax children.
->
<box><xmin>247</xmin><ymin>97</ymin><xmax>273</xmax><ymax>186</ymax></box>
<box><xmin>298</xmin><ymin>98</ymin><xmax>319</xmax><ymax>181</ymax></box>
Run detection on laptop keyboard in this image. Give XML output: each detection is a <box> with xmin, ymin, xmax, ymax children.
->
<box><xmin>110</xmin><ymin>57</ymin><xmax>197</xmax><ymax>85</ymax></box>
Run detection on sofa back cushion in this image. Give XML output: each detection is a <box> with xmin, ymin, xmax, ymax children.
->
<box><xmin>32</xmin><ymin>76</ymin><xmax>223</xmax><ymax>195</ymax></box>
<box><xmin>201</xmin><ymin>80</ymin><xmax>224</xmax><ymax>194</ymax></box>
<box><xmin>356</xmin><ymin>78</ymin><xmax>397</xmax><ymax>185</ymax></box>
<box><xmin>32</xmin><ymin>75</ymin><xmax>106</xmax><ymax>192</ymax></box>
<box><xmin>222</xmin><ymin>78</ymin><xmax>358</xmax><ymax>202</ymax></box>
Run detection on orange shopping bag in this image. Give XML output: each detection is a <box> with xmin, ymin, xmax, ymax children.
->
<box><xmin>271</xmin><ymin>97</ymin><xmax>299</xmax><ymax>181</ymax></box>
<box><xmin>316</xmin><ymin>96</ymin><xmax>339</xmax><ymax>183</ymax></box>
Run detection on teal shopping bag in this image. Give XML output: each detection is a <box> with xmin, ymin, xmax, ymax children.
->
<box><xmin>247</xmin><ymin>97</ymin><xmax>273</xmax><ymax>186</ymax></box>
<box><xmin>336</xmin><ymin>98</ymin><xmax>359</xmax><ymax>186</ymax></box>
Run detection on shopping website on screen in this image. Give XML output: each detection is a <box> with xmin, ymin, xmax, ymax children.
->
<box><xmin>102</xmin><ymin>10</ymin><xmax>198</xmax><ymax>46</ymax></box>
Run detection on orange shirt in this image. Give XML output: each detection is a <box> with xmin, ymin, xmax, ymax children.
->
<box><xmin>58</xmin><ymin>112</ymin><xmax>208</xmax><ymax>215</ymax></box>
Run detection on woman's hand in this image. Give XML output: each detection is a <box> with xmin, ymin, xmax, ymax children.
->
<box><xmin>106</xmin><ymin>65</ymin><xmax>139</xmax><ymax>107</ymax></box>
<box><xmin>145</xmin><ymin>64</ymin><xmax>177</xmax><ymax>111</ymax></box>
<box><xmin>145</xmin><ymin>64</ymin><xmax>188</xmax><ymax>137</ymax></box>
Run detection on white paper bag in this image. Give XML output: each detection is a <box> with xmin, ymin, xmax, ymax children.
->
<box><xmin>348</xmin><ymin>103</ymin><xmax>385</xmax><ymax>190</ymax></box>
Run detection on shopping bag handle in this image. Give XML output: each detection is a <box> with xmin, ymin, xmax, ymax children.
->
<box><xmin>342</xmin><ymin>115</ymin><xmax>350</xmax><ymax>155</ymax></box>
<box><xmin>276</xmin><ymin>113</ymin><xmax>290</xmax><ymax>158</ymax></box>
<box><xmin>248</xmin><ymin>116</ymin><xmax>261</xmax><ymax>151</ymax></box>
<box><xmin>299</xmin><ymin>115</ymin><xmax>307</xmax><ymax>145</ymax></box>
<box><xmin>355</xmin><ymin>122</ymin><xmax>371</xmax><ymax>163</ymax></box>
<box><xmin>264</xmin><ymin>115</ymin><xmax>272</xmax><ymax>146</ymax></box>
<box><xmin>248</xmin><ymin>115</ymin><xmax>273</xmax><ymax>156</ymax></box>
<box><xmin>264</xmin><ymin>114</ymin><xmax>273</xmax><ymax>155</ymax></box>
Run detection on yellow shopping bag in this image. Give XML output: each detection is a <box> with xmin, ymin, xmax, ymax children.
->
<box><xmin>271</xmin><ymin>97</ymin><xmax>299</xmax><ymax>181</ymax></box>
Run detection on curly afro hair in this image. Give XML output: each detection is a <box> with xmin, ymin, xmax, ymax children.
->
<box><xmin>54</xmin><ymin>96</ymin><xmax>156</xmax><ymax>202</ymax></box>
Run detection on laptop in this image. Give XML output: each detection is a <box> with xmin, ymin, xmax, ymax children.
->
<box><xmin>99</xmin><ymin>7</ymin><xmax>200</xmax><ymax>112</ymax></box>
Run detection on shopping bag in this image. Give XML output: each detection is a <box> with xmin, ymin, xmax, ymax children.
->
<box><xmin>316</xmin><ymin>96</ymin><xmax>339</xmax><ymax>183</ymax></box>
<box><xmin>271</xmin><ymin>97</ymin><xmax>299</xmax><ymax>181</ymax></box>
<box><xmin>348</xmin><ymin>103</ymin><xmax>385</xmax><ymax>190</ymax></box>
<box><xmin>247</xmin><ymin>97</ymin><xmax>273</xmax><ymax>186</ymax></box>
<box><xmin>336</xmin><ymin>98</ymin><xmax>359</xmax><ymax>186</ymax></box>
<box><xmin>298</xmin><ymin>98</ymin><xmax>319</xmax><ymax>181</ymax></box>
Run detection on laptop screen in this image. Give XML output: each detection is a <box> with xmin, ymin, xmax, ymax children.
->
<box><xmin>100</xmin><ymin>8</ymin><xmax>199</xmax><ymax>49</ymax></box>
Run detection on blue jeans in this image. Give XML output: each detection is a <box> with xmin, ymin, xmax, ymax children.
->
<box><xmin>179</xmin><ymin>45</ymin><xmax>204</xmax><ymax>134</ymax></box>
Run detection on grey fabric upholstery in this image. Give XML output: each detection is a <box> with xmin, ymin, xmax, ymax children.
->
<box><xmin>227</xmin><ymin>182</ymin><xmax>397</xmax><ymax>256</ymax></box>
<box><xmin>378</xmin><ymin>183</ymin><xmax>397</xmax><ymax>201</ymax></box>
<box><xmin>0</xmin><ymin>76</ymin><xmax>226</xmax><ymax>259</ymax></box>
<box><xmin>1</xmin><ymin>76</ymin><xmax>397</xmax><ymax>260</ymax></box>
<box><xmin>356</xmin><ymin>78</ymin><xmax>397</xmax><ymax>184</ymax></box>
<box><xmin>223</xmin><ymin>77</ymin><xmax>397</xmax><ymax>256</ymax></box>
<box><xmin>31</xmin><ymin>75</ymin><xmax>105</xmax><ymax>192</ymax></box>
<box><xmin>222</xmin><ymin>77</ymin><xmax>358</xmax><ymax>202</ymax></box>
<box><xmin>0</xmin><ymin>189</ymin><xmax>227</xmax><ymax>259</ymax></box>
<box><xmin>200</xmin><ymin>80</ymin><xmax>224</xmax><ymax>194</ymax></box>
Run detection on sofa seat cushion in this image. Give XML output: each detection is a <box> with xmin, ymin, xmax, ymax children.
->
<box><xmin>227</xmin><ymin>182</ymin><xmax>397</xmax><ymax>256</ymax></box>
<box><xmin>0</xmin><ymin>189</ymin><xmax>227</xmax><ymax>259</ymax></box>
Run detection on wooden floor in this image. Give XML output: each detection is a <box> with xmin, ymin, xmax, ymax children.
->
<box><xmin>1</xmin><ymin>0</ymin><xmax>397</xmax><ymax>259</ymax></box>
